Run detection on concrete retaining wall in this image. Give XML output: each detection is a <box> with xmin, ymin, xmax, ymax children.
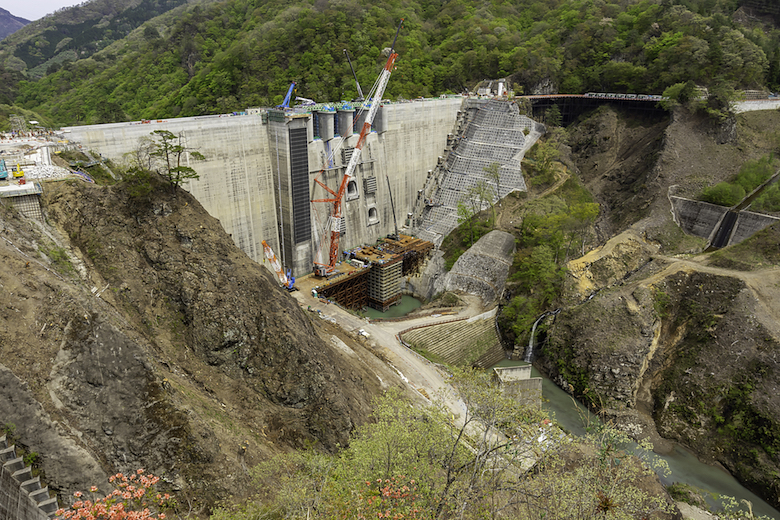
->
<box><xmin>492</xmin><ymin>366</ymin><xmax>542</xmax><ymax>408</ymax></box>
<box><xmin>435</xmin><ymin>230</ymin><xmax>516</xmax><ymax>305</ymax></box>
<box><xmin>729</xmin><ymin>209</ymin><xmax>780</xmax><ymax>245</ymax></box>
<box><xmin>671</xmin><ymin>196</ymin><xmax>727</xmax><ymax>239</ymax></box>
<box><xmin>670</xmin><ymin>196</ymin><xmax>780</xmax><ymax>247</ymax></box>
<box><xmin>734</xmin><ymin>99</ymin><xmax>780</xmax><ymax>113</ymax></box>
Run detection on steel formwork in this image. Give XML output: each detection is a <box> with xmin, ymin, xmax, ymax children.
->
<box><xmin>317</xmin><ymin>268</ymin><xmax>369</xmax><ymax>310</ymax></box>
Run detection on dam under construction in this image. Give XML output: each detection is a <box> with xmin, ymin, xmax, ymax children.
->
<box><xmin>62</xmin><ymin>96</ymin><xmax>542</xmax><ymax>309</ymax></box>
<box><xmin>8</xmin><ymin>92</ymin><xmax>779</xmax><ymax>314</ymax></box>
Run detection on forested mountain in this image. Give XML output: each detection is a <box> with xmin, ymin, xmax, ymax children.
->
<box><xmin>0</xmin><ymin>8</ymin><xmax>29</xmax><ymax>41</ymax></box>
<box><xmin>0</xmin><ymin>0</ymin><xmax>779</xmax><ymax>126</ymax></box>
<box><xmin>0</xmin><ymin>0</ymin><xmax>189</xmax><ymax>78</ymax></box>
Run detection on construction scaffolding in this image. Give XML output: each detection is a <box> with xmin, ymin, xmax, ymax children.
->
<box><xmin>316</xmin><ymin>234</ymin><xmax>433</xmax><ymax>312</ymax></box>
<box><xmin>366</xmin><ymin>258</ymin><xmax>403</xmax><ymax>311</ymax></box>
<box><xmin>315</xmin><ymin>267</ymin><xmax>370</xmax><ymax>310</ymax></box>
<box><xmin>376</xmin><ymin>234</ymin><xmax>434</xmax><ymax>275</ymax></box>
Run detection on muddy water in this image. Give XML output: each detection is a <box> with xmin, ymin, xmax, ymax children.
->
<box><xmin>490</xmin><ymin>360</ymin><xmax>780</xmax><ymax>519</ymax></box>
<box><xmin>363</xmin><ymin>294</ymin><xmax>422</xmax><ymax>319</ymax></box>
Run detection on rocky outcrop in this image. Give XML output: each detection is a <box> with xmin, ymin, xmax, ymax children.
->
<box><xmin>564</xmin><ymin>230</ymin><xmax>659</xmax><ymax>304</ymax></box>
<box><xmin>538</xmin><ymin>228</ymin><xmax>780</xmax><ymax>508</ymax></box>
<box><xmin>434</xmin><ymin>230</ymin><xmax>515</xmax><ymax>305</ymax></box>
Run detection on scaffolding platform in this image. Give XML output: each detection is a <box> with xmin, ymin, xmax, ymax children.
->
<box><xmin>315</xmin><ymin>235</ymin><xmax>433</xmax><ymax>312</ymax></box>
<box><xmin>376</xmin><ymin>234</ymin><xmax>434</xmax><ymax>275</ymax></box>
<box><xmin>315</xmin><ymin>266</ymin><xmax>370</xmax><ymax>310</ymax></box>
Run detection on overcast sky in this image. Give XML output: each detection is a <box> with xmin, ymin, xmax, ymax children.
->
<box><xmin>4</xmin><ymin>0</ymin><xmax>82</xmax><ymax>21</ymax></box>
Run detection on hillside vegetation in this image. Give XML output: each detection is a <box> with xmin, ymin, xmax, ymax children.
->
<box><xmin>0</xmin><ymin>0</ymin><xmax>780</xmax><ymax>125</ymax></box>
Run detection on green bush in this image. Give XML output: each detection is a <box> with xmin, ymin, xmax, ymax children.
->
<box><xmin>121</xmin><ymin>167</ymin><xmax>155</xmax><ymax>199</ymax></box>
<box><xmin>700</xmin><ymin>155</ymin><xmax>779</xmax><ymax>207</ymax></box>
<box><xmin>701</xmin><ymin>182</ymin><xmax>745</xmax><ymax>206</ymax></box>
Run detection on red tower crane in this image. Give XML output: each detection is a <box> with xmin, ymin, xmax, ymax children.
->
<box><xmin>311</xmin><ymin>20</ymin><xmax>403</xmax><ymax>277</ymax></box>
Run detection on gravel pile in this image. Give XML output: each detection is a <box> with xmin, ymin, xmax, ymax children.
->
<box><xmin>24</xmin><ymin>165</ymin><xmax>72</xmax><ymax>180</ymax></box>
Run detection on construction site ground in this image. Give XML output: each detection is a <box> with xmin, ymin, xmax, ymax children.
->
<box><xmin>291</xmin><ymin>284</ymin><xmax>486</xmax><ymax>418</ymax></box>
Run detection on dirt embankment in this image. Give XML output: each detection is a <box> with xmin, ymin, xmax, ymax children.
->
<box><xmin>534</xmin><ymin>106</ymin><xmax>780</xmax><ymax>508</ymax></box>
<box><xmin>0</xmin><ymin>177</ymin><xmax>393</xmax><ymax>513</ymax></box>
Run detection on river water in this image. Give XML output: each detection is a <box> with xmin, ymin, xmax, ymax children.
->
<box><xmin>491</xmin><ymin>360</ymin><xmax>780</xmax><ymax>519</ymax></box>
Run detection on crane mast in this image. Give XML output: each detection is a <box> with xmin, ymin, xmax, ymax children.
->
<box><xmin>312</xmin><ymin>19</ymin><xmax>403</xmax><ymax>277</ymax></box>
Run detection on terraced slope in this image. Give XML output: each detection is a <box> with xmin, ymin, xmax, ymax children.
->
<box><xmin>400</xmin><ymin>311</ymin><xmax>504</xmax><ymax>368</ymax></box>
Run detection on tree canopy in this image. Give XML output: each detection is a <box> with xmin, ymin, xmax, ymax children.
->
<box><xmin>4</xmin><ymin>0</ymin><xmax>780</xmax><ymax>125</ymax></box>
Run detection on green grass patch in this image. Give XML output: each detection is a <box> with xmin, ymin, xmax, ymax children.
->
<box><xmin>40</xmin><ymin>244</ymin><xmax>75</xmax><ymax>276</ymax></box>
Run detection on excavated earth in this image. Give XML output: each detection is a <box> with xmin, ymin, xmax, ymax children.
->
<box><xmin>533</xmin><ymin>106</ymin><xmax>780</xmax><ymax>508</ymax></box>
<box><xmin>0</xmin><ymin>176</ymin><xmax>404</xmax><ymax>513</ymax></box>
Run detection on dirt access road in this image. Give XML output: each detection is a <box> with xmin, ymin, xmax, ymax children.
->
<box><xmin>291</xmin><ymin>289</ymin><xmax>486</xmax><ymax>420</ymax></box>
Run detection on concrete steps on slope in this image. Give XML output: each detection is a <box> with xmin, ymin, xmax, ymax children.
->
<box><xmin>400</xmin><ymin>312</ymin><xmax>504</xmax><ymax>367</ymax></box>
<box><xmin>0</xmin><ymin>434</ymin><xmax>57</xmax><ymax>519</ymax></box>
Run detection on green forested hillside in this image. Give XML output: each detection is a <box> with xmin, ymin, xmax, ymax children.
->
<box><xmin>0</xmin><ymin>0</ymin><xmax>189</xmax><ymax>78</ymax></box>
<box><xmin>3</xmin><ymin>0</ymin><xmax>780</xmax><ymax>126</ymax></box>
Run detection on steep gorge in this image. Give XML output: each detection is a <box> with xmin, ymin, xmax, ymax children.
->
<box><xmin>536</xmin><ymin>106</ymin><xmax>780</xmax><ymax>508</ymax></box>
<box><xmin>0</xmin><ymin>175</ymin><xmax>389</xmax><ymax>512</ymax></box>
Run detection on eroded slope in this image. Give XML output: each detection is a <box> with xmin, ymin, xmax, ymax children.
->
<box><xmin>0</xmin><ymin>177</ymin><xmax>385</xmax><ymax>512</ymax></box>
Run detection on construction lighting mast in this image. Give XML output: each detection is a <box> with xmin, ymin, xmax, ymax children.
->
<box><xmin>311</xmin><ymin>19</ymin><xmax>403</xmax><ymax>277</ymax></box>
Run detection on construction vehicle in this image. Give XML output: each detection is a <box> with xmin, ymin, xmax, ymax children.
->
<box><xmin>12</xmin><ymin>163</ymin><xmax>24</xmax><ymax>178</ymax></box>
<box><xmin>0</xmin><ymin>160</ymin><xmax>7</xmax><ymax>180</ymax></box>
<box><xmin>261</xmin><ymin>240</ymin><xmax>297</xmax><ymax>291</ymax></box>
<box><xmin>285</xmin><ymin>268</ymin><xmax>297</xmax><ymax>291</ymax></box>
<box><xmin>311</xmin><ymin>20</ymin><xmax>403</xmax><ymax>277</ymax></box>
<box><xmin>295</xmin><ymin>96</ymin><xmax>316</xmax><ymax>106</ymax></box>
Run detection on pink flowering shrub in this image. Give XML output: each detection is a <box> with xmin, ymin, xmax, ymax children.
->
<box><xmin>331</xmin><ymin>475</ymin><xmax>432</xmax><ymax>520</ymax></box>
<box><xmin>55</xmin><ymin>469</ymin><xmax>176</xmax><ymax>520</ymax></box>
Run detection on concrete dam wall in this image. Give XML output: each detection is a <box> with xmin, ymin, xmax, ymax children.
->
<box><xmin>63</xmin><ymin>97</ymin><xmax>463</xmax><ymax>277</ymax></box>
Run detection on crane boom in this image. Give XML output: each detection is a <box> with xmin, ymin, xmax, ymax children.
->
<box><xmin>343</xmin><ymin>49</ymin><xmax>364</xmax><ymax>101</ymax></box>
<box><xmin>262</xmin><ymin>240</ymin><xmax>288</xmax><ymax>286</ymax></box>
<box><xmin>313</xmin><ymin>19</ymin><xmax>403</xmax><ymax>277</ymax></box>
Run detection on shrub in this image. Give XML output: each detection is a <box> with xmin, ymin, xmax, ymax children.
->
<box><xmin>55</xmin><ymin>470</ymin><xmax>176</xmax><ymax>520</ymax></box>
